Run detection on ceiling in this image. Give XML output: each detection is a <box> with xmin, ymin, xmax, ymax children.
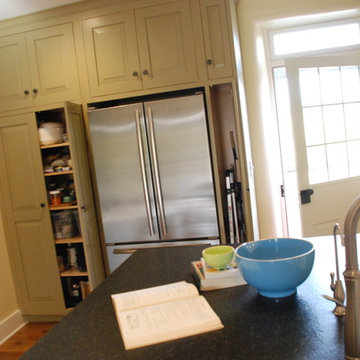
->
<box><xmin>0</xmin><ymin>0</ymin><xmax>84</xmax><ymax>21</ymax></box>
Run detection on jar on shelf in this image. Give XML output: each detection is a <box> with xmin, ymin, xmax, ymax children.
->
<box><xmin>49</xmin><ymin>190</ymin><xmax>61</xmax><ymax>205</ymax></box>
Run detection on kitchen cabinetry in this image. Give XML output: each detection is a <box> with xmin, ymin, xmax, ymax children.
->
<box><xmin>200</xmin><ymin>0</ymin><xmax>233</xmax><ymax>79</ymax></box>
<box><xmin>82</xmin><ymin>0</ymin><xmax>198</xmax><ymax>97</ymax></box>
<box><xmin>0</xmin><ymin>113</ymin><xmax>65</xmax><ymax>314</ymax></box>
<box><xmin>0</xmin><ymin>23</ymin><xmax>80</xmax><ymax>112</ymax></box>
<box><xmin>37</xmin><ymin>102</ymin><xmax>104</xmax><ymax>309</ymax></box>
<box><xmin>0</xmin><ymin>103</ymin><xmax>104</xmax><ymax>315</ymax></box>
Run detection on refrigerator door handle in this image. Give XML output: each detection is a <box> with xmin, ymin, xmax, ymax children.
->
<box><xmin>146</xmin><ymin>106</ymin><xmax>167</xmax><ymax>236</ymax></box>
<box><xmin>135</xmin><ymin>109</ymin><xmax>155</xmax><ymax>236</ymax></box>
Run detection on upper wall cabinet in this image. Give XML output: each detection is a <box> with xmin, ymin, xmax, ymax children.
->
<box><xmin>200</xmin><ymin>0</ymin><xmax>233</xmax><ymax>79</ymax></box>
<box><xmin>82</xmin><ymin>0</ymin><xmax>198</xmax><ymax>97</ymax></box>
<box><xmin>0</xmin><ymin>34</ymin><xmax>33</xmax><ymax>111</ymax></box>
<box><xmin>0</xmin><ymin>23</ymin><xmax>80</xmax><ymax>112</ymax></box>
<box><xmin>82</xmin><ymin>11</ymin><xmax>140</xmax><ymax>96</ymax></box>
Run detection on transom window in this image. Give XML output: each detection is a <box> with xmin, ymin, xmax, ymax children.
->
<box><xmin>269</xmin><ymin>21</ymin><xmax>360</xmax><ymax>58</ymax></box>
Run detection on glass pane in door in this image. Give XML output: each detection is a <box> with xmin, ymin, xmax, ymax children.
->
<box><xmin>298</xmin><ymin>65</ymin><xmax>360</xmax><ymax>184</ymax></box>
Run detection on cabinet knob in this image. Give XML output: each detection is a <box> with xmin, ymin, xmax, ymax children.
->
<box><xmin>142</xmin><ymin>69</ymin><xmax>149</xmax><ymax>75</ymax></box>
<box><xmin>206</xmin><ymin>59</ymin><xmax>213</xmax><ymax>65</ymax></box>
<box><xmin>80</xmin><ymin>205</ymin><xmax>86</xmax><ymax>210</ymax></box>
<box><xmin>132</xmin><ymin>71</ymin><xmax>138</xmax><ymax>77</ymax></box>
<box><xmin>24</xmin><ymin>90</ymin><xmax>30</xmax><ymax>95</ymax></box>
<box><xmin>33</xmin><ymin>89</ymin><xmax>38</xmax><ymax>94</ymax></box>
<box><xmin>40</xmin><ymin>203</ymin><xmax>45</xmax><ymax>208</ymax></box>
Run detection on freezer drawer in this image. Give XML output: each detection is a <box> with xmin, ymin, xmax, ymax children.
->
<box><xmin>106</xmin><ymin>247</ymin><xmax>134</xmax><ymax>274</ymax></box>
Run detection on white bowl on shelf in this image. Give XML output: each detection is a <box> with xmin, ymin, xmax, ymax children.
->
<box><xmin>38</xmin><ymin>122</ymin><xmax>64</xmax><ymax>145</ymax></box>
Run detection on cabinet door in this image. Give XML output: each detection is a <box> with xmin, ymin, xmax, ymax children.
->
<box><xmin>200</xmin><ymin>0</ymin><xmax>233</xmax><ymax>79</ymax></box>
<box><xmin>25</xmin><ymin>23</ymin><xmax>80</xmax><ymax>106</ymax></box>
<box><xmin>83</xmin><ymin>12</ymin><xmax>141</xmax><ymax>97</ymax></box>
<box><xmin>135</xmin><ymin>0</ymin><xmax>198</xmax><ymax>89</ymax></box>
<box><xmin>0</xmin><ymin>114</ymin><xmax>65</xmax><ymax>314</ymax></box>
<box><xmin>0</xmin><ymin>34</ymin><xmax>32</xmax><ymax>112</ymax></box>
<box><xmin>64</xmin><ymin>102</ymin><xmax>104</xmax><ymax>288</ymax></box>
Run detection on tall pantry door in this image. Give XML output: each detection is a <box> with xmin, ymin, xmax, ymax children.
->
<box><xmin>0</xmin><ymin>113</ymin><xmax>65</xmax><ymax>314</ymax></box>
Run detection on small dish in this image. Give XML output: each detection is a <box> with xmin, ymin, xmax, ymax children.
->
<box><xmin>202</xmin><ymin>245</ymin><xmax>234</xmax><ymax>270</ymax></box>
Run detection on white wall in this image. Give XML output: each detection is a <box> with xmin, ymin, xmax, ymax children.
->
<box><xmin>0</xmin><ymin>0</ymin><xmax>84</xmax><ymax>21</ymax></box>
<box><xmin>236</xmin><ymin>0</ymin><xmax>360</xmax><ymax>238</ymax></box>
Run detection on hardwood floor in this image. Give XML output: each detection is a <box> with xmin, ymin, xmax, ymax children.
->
<box><xmin>0</xmin><ymin>322</ymin><xmax>56</xmax><ymax>360</ymax></box>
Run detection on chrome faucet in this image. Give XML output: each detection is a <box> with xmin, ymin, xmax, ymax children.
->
<box><xmin>327</xmin><ymin>223</ymin><xmax>346</xmax><ymax>316</ymax></box>
<box><xmin>343</xmin><ymin>195</ymin><xmax>360</xmax><ymax>359</ymax></box>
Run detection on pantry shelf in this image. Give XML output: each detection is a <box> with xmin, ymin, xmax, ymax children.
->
<box><xmin>55</xmin><ymin>236</ymin><xmax>83</xmax><ymax>244</ymax></box>
<box><xmin>40</xmin><ymin>142</ymin><xmax>70</xmax><ymax>149</ymax></box>
<box><xmin>60</xmin><ymin>269</ymin><xmax>89</xmax><ymax>277</ymax></box>
<box><xmin>45</xmin><ymin>170</ymin><xmax>73</xmax><ymax>176</ymax></box>
<box><xmin>49</xmin><ymin>204</ymin><xmax>78</xmax><ymax>211</ymax></box>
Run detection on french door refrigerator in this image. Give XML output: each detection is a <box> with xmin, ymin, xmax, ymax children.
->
<box><xmin>88</xmin><ymin>92</ymin><xmax>219</xmax><ymax>273</ymax></box>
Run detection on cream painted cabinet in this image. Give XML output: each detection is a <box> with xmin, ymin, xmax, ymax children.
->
<box><xmin>135</xmin><ymin>0</ymin><xmax>198</xmax><ymax>89</ymax></box>
<box><xmin>200</xmin><ymin>0</ymin><xmax>233</xmax><ymax>79</ymax></box>
<box><xmin>0</xmin><ymin>103</ymin><xmax>104</xmax><ymax>315</ymax></box>
<box><xmin>25</xmin><ymin>24</ymin><xmax>80</xmax><ymax>106</ymax></box>
<box><xmin>37</xmin><ymin>102</ymin><xmax>104</xmax><ymax>309</ymax></box>
<box><xmin>83</xmin><ymin>11</ymin><xmax>141</xmax><ymax>97</ymax></box>
<box><xmin>0</xmin><ymin>23</ymin><xmax>80</xmax><ymax>112</ymax></box>
<box><xmin>83</xmin><ymin>0</ymin><xmax>198</xmax><ymax>97</ymax></box>
<box><xmin>0</xmin><ymin>113</ymin><xmax>65</xmax><ymax>315</ymax></box>
<box><xmin>0</xmin><ymin>34</ymin><xmax>32</xmax><ymax>112</ymax></box>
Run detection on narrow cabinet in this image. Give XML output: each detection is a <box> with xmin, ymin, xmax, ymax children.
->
<box><xmin>200</xmin><ymin>0</ymin><xmax>233</xmax><ymax>79</ymax></box>
<box><xmin>82</xmin><ymin>0</ymin><xmax>198</xmax><ymax>97</ymax></box>
<box><xmin>0</xmin><ymin>103</ymin><xmax>104</xmax><ymax>315</ymax></box>
<box><xmin>0</xmin><ymin>23</ymin><xmax>80</xmax><ymax>113</ymax></box>
<box><xmin>37</xmin><ymin>102</ymin><xmax>104</xmax><ymax>309</ymax></box>
<box><xmin>0</xmin><ymin>113</ymin><xmax>65</xmax><ymax>315</ymax></box>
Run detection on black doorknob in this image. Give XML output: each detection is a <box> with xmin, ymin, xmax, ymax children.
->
<box><xmin>300</xmin><ymin>189</ymin><xmax>314</xmax><ymax>204</ymax></box>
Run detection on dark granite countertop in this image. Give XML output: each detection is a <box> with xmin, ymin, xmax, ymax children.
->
<box><xmin>21</xmin><ymin>237</ymin><xmax>345</xmax><ymax>359</ymax></box>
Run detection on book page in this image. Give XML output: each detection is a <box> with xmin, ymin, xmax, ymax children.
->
<box><xmin>111</xmin><ymin>281</ymin><xmax>199</xmax><ymax>312</ymax></box>
<box><xmin>116</xmin><ymin>295</ymin><xmax>223</xmax><ymax>349</ymax></box>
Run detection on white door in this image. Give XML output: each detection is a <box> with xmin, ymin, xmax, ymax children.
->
<box><xmin>286</xmin><ymin>54</ymin><xmax>360</xmax><ymax>237</ymax></box>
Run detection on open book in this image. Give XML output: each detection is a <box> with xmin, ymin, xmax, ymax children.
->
<box><xmin>111</xmin><ymin>281</ymin><xmax>223</xmax><ymax>350</ymax></box>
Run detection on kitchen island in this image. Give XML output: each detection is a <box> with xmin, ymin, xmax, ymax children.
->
<box><xmin>21</xmin><ymin>237</ymin><xmax>344</xmax><ymax>359</ymax></box>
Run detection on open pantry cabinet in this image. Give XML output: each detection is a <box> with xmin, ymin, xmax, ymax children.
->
<box><xmin>206</xmin><ymin>82</ymin><xmax>254</xmax><ymax>243</ymax></box>
<box><xmin>36</xmin><ymin>102</ymin><xmax>105</xmax><ymax>309</ymax></box>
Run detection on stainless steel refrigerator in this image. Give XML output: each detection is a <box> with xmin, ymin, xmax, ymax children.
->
<box><xmin>88</xmin><ymin>92</ymin><xmax>219</xmax><ymax>273</ymax></box>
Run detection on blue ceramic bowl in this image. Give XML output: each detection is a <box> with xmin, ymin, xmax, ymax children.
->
<box><xmin>235</xmin><ymin>238</ymin><xmax>315</xmax><ymax>298</ymax></box>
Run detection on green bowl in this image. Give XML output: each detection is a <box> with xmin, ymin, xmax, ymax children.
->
<box><xmin>202</xmin><ymin>245</ymin><xmax>234</xmax><ymax>269</ymax></box>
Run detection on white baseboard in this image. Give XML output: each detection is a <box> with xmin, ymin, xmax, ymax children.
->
<box><xmin>0</xmin><ymin>310</ymin><xmax>27</xmax><ymax>345</ymax></box>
